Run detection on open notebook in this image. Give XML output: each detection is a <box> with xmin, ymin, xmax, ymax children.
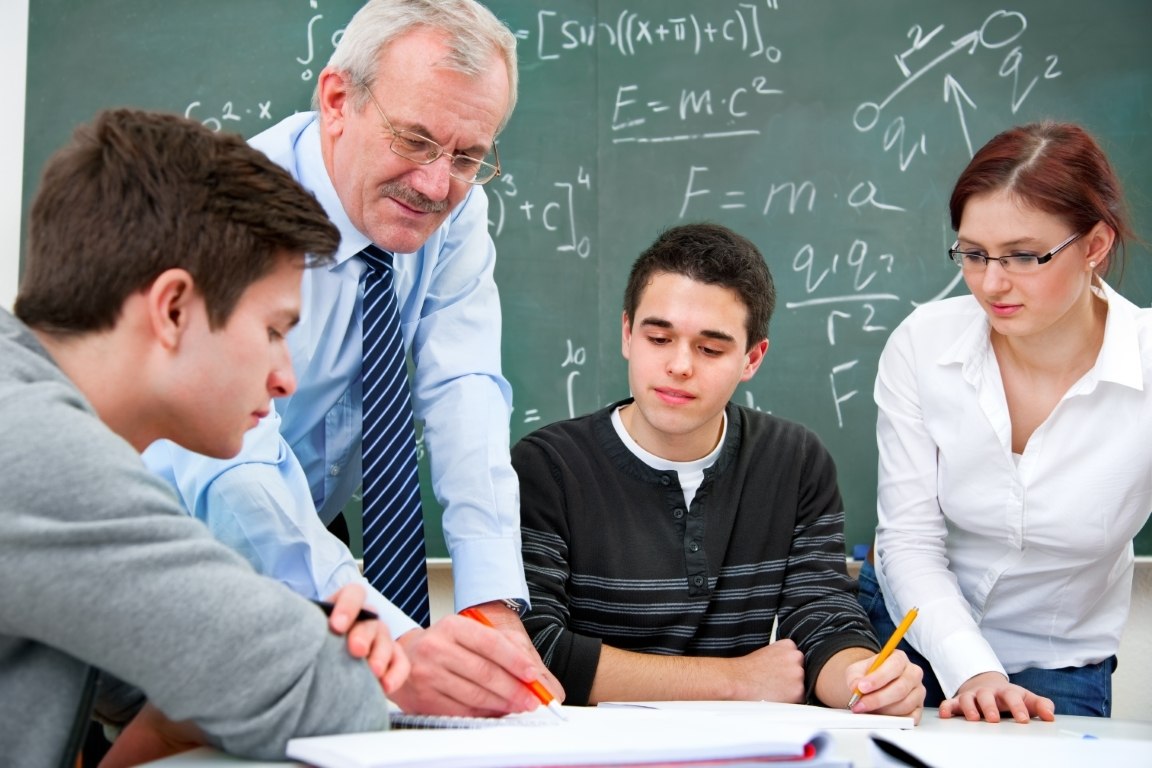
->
<box><xmin>287</xmin><ymin>706</ymin><xmax>848</xmax><ymax>768</ymax></box>
<box><xmin>598</xmin><ymin>700</ymin><xmax>916</xmax><ymax>730</ymax></box>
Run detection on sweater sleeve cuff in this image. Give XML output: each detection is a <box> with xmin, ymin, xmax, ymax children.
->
<box><xmin>550</xmin><ymin>632</ymin><xmax>603</xmax><ymax>706</ymax></box>
<box><xmin>803</xmin><ymin>632</ymin><xmax>881</xmax><ymax>705</ymax></box>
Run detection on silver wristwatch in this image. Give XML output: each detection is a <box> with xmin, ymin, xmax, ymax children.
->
<box><xmin>500</xmin><ymin>598</ymin><xmax>527</xmax><ymax>615</ymax></box>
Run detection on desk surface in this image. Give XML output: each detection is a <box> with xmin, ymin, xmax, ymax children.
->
<box><xmin>141</xmin><ymin>710</ymin><xmax>1152</xmax><ymax>768</ymax></box>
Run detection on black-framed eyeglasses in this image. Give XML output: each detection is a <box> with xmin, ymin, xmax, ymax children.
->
<box><xmin>948</xmin><ymin>231</ymin><xmax>1083</xmax><ymax>274</ymax></box>
<box><xmin>363</xmin><ymin>88</ymin><xmax>500</xmax><ymax>185</ymax></box>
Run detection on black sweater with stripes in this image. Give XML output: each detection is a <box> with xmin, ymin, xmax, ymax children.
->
<box><xmin>514</xmin><ymin>400</ymin><xmax>880</xmax><ymax>705</ymax></box>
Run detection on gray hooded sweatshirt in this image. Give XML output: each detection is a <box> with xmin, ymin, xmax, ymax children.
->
<box><xmin>0</xmin><ymin>309</ymin><xmax>388</xmax><ymax>766</ymax></box>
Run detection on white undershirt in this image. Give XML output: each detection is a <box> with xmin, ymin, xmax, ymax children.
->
<box><xmin>611</xmin><ymin>406</ymin><xmax>726</xmax><ymax>508</ymax></box>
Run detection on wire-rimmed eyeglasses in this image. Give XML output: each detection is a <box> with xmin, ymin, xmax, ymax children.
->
<box><xmin>948</xmin><ymin>231</ymin><xmax>1083</xmax><ymax>274</ymax></box>
<box><xmin>363</xmin><ymin>88</ymin><xmax>500</xmax><ymax>185</ymax></box>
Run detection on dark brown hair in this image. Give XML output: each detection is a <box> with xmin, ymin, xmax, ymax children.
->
<box><xmin>624</xmin><ymin>223</ymin><xmax>776</xmax><ymax>349</ymax></box>
<box><xmin>16</xmin><ymin>108</ymin><xmax>339</xmax><ymax>334</ymax></box>
<box><xmin>949</xmin><ymin>121</ymin><xmax>1133</xmax><ymax>276</ymax></box>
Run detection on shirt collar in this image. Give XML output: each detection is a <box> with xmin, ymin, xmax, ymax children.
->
<box><xmin>295</xmin><ymin>118</ymin><xmax>372</xmax><ymax>267</ymax></box>
<box><xmin>934</xmin><ymin>279</ymin><xmax>1145</xmax><ymax>392</ymax></box>
<box><xmin>1092</xmin><ymin>279</ymin><xmax>1145</xmax><ymax>391</ymax></box>
<box><xmin>935</xmin><ymin>298</ymin><xmax>991</xmax><ymax>376</ymax></box>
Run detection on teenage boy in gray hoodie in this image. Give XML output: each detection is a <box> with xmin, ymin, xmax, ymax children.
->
<box><xmin>0</xmin><ymin>108</ymin><xmax>407</xmax><ymax>767</ymax></box>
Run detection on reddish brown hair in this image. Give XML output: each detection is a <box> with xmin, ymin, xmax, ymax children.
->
<box><xmin>949</xmin><ymin>121</ymin><xmax>1133</xmax><ymax>276</ymax></box>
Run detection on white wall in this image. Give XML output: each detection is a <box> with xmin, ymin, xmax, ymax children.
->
<box><xmin>1</xmin><ymin>0</ymin><xmax>29</xmax><ymax>310</ymax></box>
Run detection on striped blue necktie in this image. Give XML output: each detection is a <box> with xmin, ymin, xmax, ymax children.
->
<box><xmin>359</xmin><ymin>244</ymin><xmax>430</xmax><ymax>627</ymax></box>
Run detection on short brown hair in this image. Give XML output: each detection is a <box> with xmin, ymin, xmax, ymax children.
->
<box><xmin>624</xmin><ymin>223</ymin><xmax>776</xmax><ymax>349</ymax></box>
<box><xmin>16</xmin><ymin>108</ymin><xmax>339</xmax><ymax>334</ymax></box>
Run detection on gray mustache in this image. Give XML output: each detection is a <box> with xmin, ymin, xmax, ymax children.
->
<box><xmin>380</xmin><ymin>182</ymin><xmax>449</xmax><ymax>214</ymax></box>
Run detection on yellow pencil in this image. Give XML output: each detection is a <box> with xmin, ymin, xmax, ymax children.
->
<box><xmin>848</xmin><ymin>606</ymin><xmax>918</xmax><ymax>709</ymax></box>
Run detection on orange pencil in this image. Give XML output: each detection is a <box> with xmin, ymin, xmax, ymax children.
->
<box><xmin>848</xmin><ymin>606</ymin><xmax>918</xmax><ymax>709</ymax></box>
<box><xmin>460</xmin><ymin>607</ymin><xmax>567</xmax><ymax>721</ymax></box>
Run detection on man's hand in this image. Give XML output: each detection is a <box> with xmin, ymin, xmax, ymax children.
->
<box><xmin>726</xmin><ymin>639</ymin><xmax>806</xmax><ymax>702</ymax></box>
<box><xmin>462</xmin><ymin>601</ymin><xmax>565</xmax><ymax>701</ymax></box>
<box><xmin>939</xmin><ymin>671</ymin><xmax>1055</xmax><ymax>723</ymax></box>
<box><xmin>388</xmin><ymin>604</ymin><xmax>564</xmax><ymax>716</ymax></box>
<box><xmin>323</xmin><ymin>583</ymin><xmax>410</xmax><ymax>694</ymax></box>
<box><xmin>836</xmin><ymin>648</ymin><xmax>925</xmax><ymax>722</ymax></box>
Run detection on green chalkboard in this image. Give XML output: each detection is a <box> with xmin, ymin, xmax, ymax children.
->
<box><xmin>23</xmin><ymin>1</ymin><xmax>1152</xmax><ymax>558</ymax></box>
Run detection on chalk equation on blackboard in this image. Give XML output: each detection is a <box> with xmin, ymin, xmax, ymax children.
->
<box><xmin>515</xmin><ymin>338</ymin><xmax>588</xmax><ymax>426</ymax></box>
<box><xmin>528</xmin><ymin>1</ymin><xmax>781</xmax><ymax>61</ymax></box>
<box><xmin>489</xmin><ymin>167</ymin><xmax>592</xmax><ymax>259</ymax></box>
<box><xmin>678</xmin><ymin>171</ymin><xmax>906</xmax><ymax>219</ymax></box>
<box><xmin>611</xmin><ymin>76</ymin><xmax>783</xmax><ymax>145</ymax></box>
<box><xmin>789</xmin><ymin>240</ymin><xmax>896</xmax><ymax>301</ymax></box>
<box><xmin>182</xmin><ymin>0</ymin><xmax>347</xmax><ymax>131</ymax></box>
<box><xmin>184</xmin><ymin>100</ymin><xmax>273</xmax><ymax>133</ymax></box>
<box><xmin>561</xmin><ymin>338</ymin><xmax>587</xmax><ymax>419</ymax></box>
<box><xmin>854</xmin><ymin>9</ymin><xmax>1060</xmax><ymax>168</ymax></box>
<box><xmin>297</xmin><ymin>0</ymin><xmax>347</xmax><ymax>82</ymax></box>
<box><xmin>750</xmin><ymin>8</ymin><xmax>1060</xmax><ymax>428</ymax></box>
<box><xmin>296</xmin><ymin>13</ymin><xmax>324</xmax><ymax>81</ymax></box>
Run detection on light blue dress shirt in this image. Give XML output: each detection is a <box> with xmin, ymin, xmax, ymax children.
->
<box><xmin>144</xmin><ymin>113</ymin><xmax>527</xmax><ymax>636</ymax></box>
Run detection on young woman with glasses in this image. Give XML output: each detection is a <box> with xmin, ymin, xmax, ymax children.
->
<box><xmin>857</xmin><ymin>122</ymin><xmax>1150</xmax><ymax>722</ymax></box>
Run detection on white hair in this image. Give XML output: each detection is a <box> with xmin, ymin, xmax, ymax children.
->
<box><xmin>316</xmin><ymin>0</ymin><xmax>518</xmax><ymax>131</ymax></box>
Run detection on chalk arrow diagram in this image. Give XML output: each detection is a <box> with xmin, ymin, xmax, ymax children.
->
<box><xmin>943</xmin><ymin>75</ymin><xmax>978</xmax><ymax>158</ymax></box>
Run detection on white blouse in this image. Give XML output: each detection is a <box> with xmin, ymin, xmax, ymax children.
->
<box><xmin>873</xmin><ymin>280</ymin><xmax>1152</xmax><ymax>697</ymax></box>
